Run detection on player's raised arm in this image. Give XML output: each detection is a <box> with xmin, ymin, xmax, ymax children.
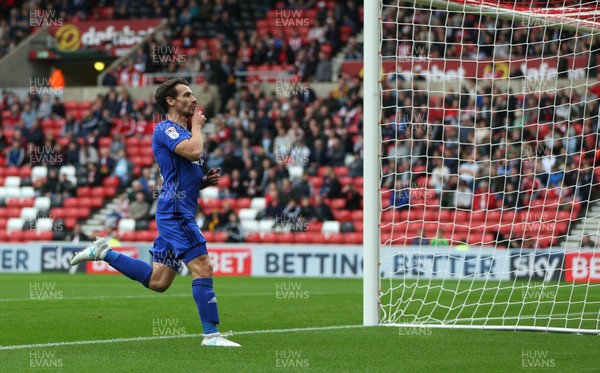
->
<box><xmin>174</xmin><ymin>110</ymin><xmax>205</xmax><ymax>161</ymax></box>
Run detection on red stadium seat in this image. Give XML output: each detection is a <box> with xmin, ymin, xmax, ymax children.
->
<box><xmin>276</xmin><ymin>233</ymin><xmax>296</xmax><ymax>244</ymax></box>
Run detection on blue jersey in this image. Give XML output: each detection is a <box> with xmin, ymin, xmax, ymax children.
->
<box><xmin>152</xmin><ymin>120</ymin><xmax>204</xmax><ymax>218</ymax></box>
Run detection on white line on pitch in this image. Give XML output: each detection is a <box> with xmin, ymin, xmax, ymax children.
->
<box><xmin>0</xmin><ymin>291</ymin><xmax>358</xmax><ymax>303</ymax></box>
<box><xmin>0</xmin><ymin>325</ymin><xmax>366</xmax><ymax>351</ymax></box>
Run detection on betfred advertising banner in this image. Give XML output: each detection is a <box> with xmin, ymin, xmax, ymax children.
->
<box><xmin>86</xmin><ymin>246</ymin><xmax>139</xmax><ymax>274</ymax></box>
<box><xmin>564</xmin><ymin>252</ymin><xmax>600</xmax><ymax>283</ymax></box>
<box><xmin>50</xmin><ymin>19</ymin><xmax>161</xmax><ymax>56</ymax></box>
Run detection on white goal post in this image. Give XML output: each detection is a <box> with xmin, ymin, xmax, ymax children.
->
<box><xmin>363</xmin><ymin>0</ymin><xmax>600</xmax><ymax>334</ymax></box>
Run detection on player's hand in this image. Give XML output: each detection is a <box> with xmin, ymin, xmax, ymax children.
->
<box><xmin>192</xmin><ymin>110</ymin><xmax>206</xmax><ymax>128</ymax></box>
<box><xmin>205</xmin><ymin>167</ymin><xmax>221</xmax><ymax>186</ymax></box>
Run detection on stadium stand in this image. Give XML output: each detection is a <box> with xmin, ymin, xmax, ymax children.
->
<box><xmin>0</xmin><ymin>0</ymin><xmax>598</xmax><ymax>249</ymax></box>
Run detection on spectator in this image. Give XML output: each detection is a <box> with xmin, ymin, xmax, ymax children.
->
<box><xmin>79</xmin><ymin>141</ymin><xmax>99</xmax><ymax>166</ymax></box>
<box><xmin>343</xmin><ymin>184</ymin><xmax>362</xmax><ymax>210</ymax></box>
<box><xmin>51</xmin><ymin>96</ymin><xmax>66</xmax><ymax>118</ymax></box>
<box><xmin>65</xmin><ymin>223</ymin><xmax>90</xmax><ymax>243</ymax></box>
<box><xmin>21</xmin><ymin>102</ymin><xmax>37</xmax><ymax>129</ymax></box>
<box><xmin>85</xmin><ymin>163</ymin><xmax>102</xmax><ymax>187</ymax></box>
<box><xmin>312</xmin><ymin>194</ymin><xmax>334</xmax><ymax>221</ymax></box>
<box><xmin>129</xmin><ymin>192</ymin><xmax>150</xmax><ymax>221</ymax></box>
<box><xmin>97</xmin><ymin>148</ymin><xmax>115</xmax><ymax>179</ymax></box>
<box><xmin>49</xmin><ymin>66</ymin><xmax>65</xmax><ymax>89</ymax></box>
<box><xmin>472</xmin><ymin>181</ymin><xmax>497</xmax><ymax>210</ymax></box>
<box><xmin>7</xmin><ymin>141</ymin><xmax>25</xmax><ymax>167</ymax></box>
<box><xmin>224</xmin><ymin>213</ymin><xmax>244</xmax><ymax>243</ymax></box>
<box><xmin>112</xmin><ymin>150</ymin><xmax>134</xmax><ymax>185</ymax></box>
<box><xmin>390</xmin><ymin>180</ymin><xmax>410</xmax><ymax>209</ymax></box>
<box><xmin>320</xmin><ymin>167</ymin><xmax>342</xmax><ymax>198</ymax></box>
<box><xmin>37</xmin><ymin>94</ymin><xmax>52</xmax><ymax>119</ymax></box>
<box><xmin>455</xmin><ymin>180</ymin><xmax>473</xmax><ymax>209</ymax></box>
<box><xmin>581</xmin><ymin>234</ymin><xmax>596</xmax><ymax>248</ymax></box>
<box><xmin>106</xmin><ymin>193</ymin><xmax>129</xmax><ymax>229</ymax></box>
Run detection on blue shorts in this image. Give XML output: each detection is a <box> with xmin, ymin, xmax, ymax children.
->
<box><xmin>150</xmin><ymin>213</ymin><xmax>208</xmax><ymax>271</ymax></box>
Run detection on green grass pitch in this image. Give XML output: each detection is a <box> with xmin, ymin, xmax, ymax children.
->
<box><xmin>1</xmin><ymin>274</ymin><xmax>598</xmax><ymax>372</ymax></box>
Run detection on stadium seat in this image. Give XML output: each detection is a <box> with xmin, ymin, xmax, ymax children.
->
<box><xmin>250</xmin><ymin>197</ymin><xmax>266</xmax><ymax>209</ymax></box>
<box><xmin>241</xmin><ymin>220</ymin><xmax>259</xmax><ymax>233</ymax></box>
<box><xmin>20</xmin><ymin>187</ymin><xmax>35</xmax><ymax>199</ymax></box>
<box><xmin>239</xmin><ymin>208</ymin><xmax>259</xmax><ymax>221</ymax></box>
<box><xmin>200</xmin><ymin>186</ymin><xmax>219</xmax><ymax>200</ymax></box>
<box><xmin>118</xmin><ymin>218</ymin><xmax>136</xmax><ymax>234</ymax></box>
<box><xmin>244</xmin><ymin>232</ymin><xmax>261</xmax><ymax>243</ymax></box>
<box><xmin>3</xmin><ymin>187</ymin><xmax>21</xmax><ymax>199</ymax></box>
<box><xmin>35</xmin><ymin>218</ymin><xmax>54</xmax><ymax>232</ymax></box>
<box><xmin>34</xmin><ymin>197</ymin><xmax>51</xmax><ymax>211</ymax></box>
<box><xmin>258</xmin><ymin>220</ymin><xmax>275</xmax><ymax>233</ymax></box>
<box><xmin>20</xmin><ymin>207</ymin><xmax>38</xmax><ymax>220</ymax></box>
<box><xmin>31</xmin><ymin>166</ymin><xmax>48</xmax><ymax>181</ymax></box>
<box><xmin>287</xmin><ymin>165</ymin><xmax>304</xmax><ymax>180</ymax></box>
<box><xmin>4</xmin><ymin>176</ymin><xmax>20</xmax><ymax>187</ymax></box>
<box><xmin>6</xmin><ymin>218</ymin><xmax>24</xmax><ymax>232</ymax></box>
<box><xmin>322</xmin><ymin>221</ymin><xmax>341</xmax><ymax>234</ymax></box>
<box><xmin>234</xmin><ymin>198</ymin><xmax>251</xmax><ymax>209</ymax></box>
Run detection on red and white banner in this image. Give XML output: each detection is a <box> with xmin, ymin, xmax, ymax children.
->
<box><xmin>86</xmin><ymin>246</ymin><xmax>139</xmax><ymax>274</ymax></box>
<box><xmin>208</xmin><ymin>248</ymin><xmax>252</xmax><ymax>276</ymax></box>
<box><xmin>564</xmin><ymin>252</ymin><xmax>600</xmax><ymax>283</ymax></box>
<box><xmin>50</xmin><ymin>19</ymin><xmax>161</xmax><ymax>56</ymax></box>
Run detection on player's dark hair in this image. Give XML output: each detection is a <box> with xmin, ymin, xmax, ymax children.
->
<box><xmin>154</xmin><ymin>78</ymin><xmax>189</xmax><ymax>114</ymax></box>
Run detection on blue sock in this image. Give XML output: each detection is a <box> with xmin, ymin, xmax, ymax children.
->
<box><xmin>104</xmin><ymin>249</ymin><xmax>152</xmax><ymax>288</ymax></box>
<box><xmin>192</xmin><ymin>278</ymin><xmax>220</xmax><ymax>334</ymax></box>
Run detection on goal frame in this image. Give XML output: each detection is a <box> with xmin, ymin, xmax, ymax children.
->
<box><xmin>362</xmin><ymin>0</ymin><xmax>600</xmax><ymax>333</ymax></box>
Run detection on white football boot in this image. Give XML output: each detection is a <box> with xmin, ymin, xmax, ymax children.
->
<box><xmin>201</xmin><ymin>331</ymin><xmax>241</xmax><ymax>347</ymax></box>
<box><xmin>69</xmin><ymin>237</ymin><xmax>110</xmax><ymax>266</ymax></box>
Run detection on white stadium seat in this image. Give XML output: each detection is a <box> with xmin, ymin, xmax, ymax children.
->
<box><xmin>240</xmin><ymin>220</ymin><xmax>259</xmax><ymax>233</ymax></box>
<box><xmin>6</xmin><ymin>218</ymin><xmax>25</xmax><ymax>232</ymax></box>
<box><xmin>20</xmin><ymin>207</ymin><xmax>39</xmax><ymax>220</ymax></box>
<box><xmin>250</xmin><ymin>197</ymin><xmax>266</xmax><ymax>209</ymax></box>
<box><xmin>4</xmin><ymin>176</ymin><xmax>21</xmax><ymax>187</ymax></box>
<box><xmin>238</xmin><ymin>208</ymin><xmax>258</xmax><ymax>221</ymax></box>
<box><xmin>36</xmin><ymin>218</ymin><xmax>54</xmax><ymax>232</ymax></box>
<box><xmin>118</xmin><ymin>218</ymin><xmax>136</xmax><ymax>234</ymax></box>
<box><xmin>258</xmin><ymin>220</ymin><xmax>275</xmax><ymax>233</ymax></box>
<box><xmin>59</xmin><ymin>165</ymin><xmax>77</xmax><ymax>186</ymax></box>
<box><xmin>287</xmin><ymin>165</ymin><xmax>304</xmax><ymax>180</ymax></box>
<box><xmin>200</xmin><ymin>187</ymin><xmax>219</xmax><ymax>200</ymax></box>
<box><xmin>34</xmin><ymin>196</ymin><xmax>51</xmax><ymax>211</ymax></box>
<box><xmin>322</xmin><ymin>221</ymin><xmax>341</xmax><ymax>235</ymax></box>
<box><xmin>20</xmin><ymin>187</ymin><xmax>35</xmax><ymax>199</ymax></box>
<box><xmin>31</xmin><ymin>166</ymin><xmax>48</xmax><ymax>182</ymax></box>
<box><xmin>4</xmin><ymin>187</ymin><xmax>20</xmax><ymax>199</ymax></box>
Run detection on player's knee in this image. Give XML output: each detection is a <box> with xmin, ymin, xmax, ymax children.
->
<box><xmin>149</xmin><ymin>280</ymin><xmax>170</xmax><ymax>293</ymax></box>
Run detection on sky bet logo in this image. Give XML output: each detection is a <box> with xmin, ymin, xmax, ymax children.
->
<box><xmin>42</xmin><ymin>246</ymin><xmax>85</xmax><ymax>273</ymax></box>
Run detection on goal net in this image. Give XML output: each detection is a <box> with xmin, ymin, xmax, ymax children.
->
<box><xmin>371</xmin><ymin>0</ymin><xmax>600</xmax><ymax>333</ymax></box>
